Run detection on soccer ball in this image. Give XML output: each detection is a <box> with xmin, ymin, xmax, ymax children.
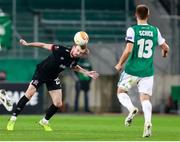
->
<box><xmin>74</xmin><ymin>31</ymin><xmax>89</xmax><ymax>46</ymax></box>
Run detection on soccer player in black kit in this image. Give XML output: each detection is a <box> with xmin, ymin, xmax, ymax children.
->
<box><xmin>7</xmin><ymin>35</ymin><xmax>99</xmax><ymax>131</ymax></box>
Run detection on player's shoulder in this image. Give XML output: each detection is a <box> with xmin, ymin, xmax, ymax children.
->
<box><xmin>131</xmin><ymin>24</ymin><xmax>137</xmax><ymax>28</ymax></box>
<box><xmin>52</xmin><ymin>44</ymin><xmax>66</xmax><ymax>49</ymax></box>
<box><xmin>126</xmin><ymin>26</ymin><xmax>135</xmax><ymax>33</ymax></box>
<box><xmin>126</xmin><ymin>24</ymin><xmax>138</xmax><ymax>33</ymax></box>
<box><xmin>52</xmin><ymin>44</ymin><xmax>70</xmax><ymax>51</ymax></box>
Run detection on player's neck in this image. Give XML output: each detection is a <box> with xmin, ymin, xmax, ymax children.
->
<box><xmin>137</xmin><ymin>19</ymin><xmax>148</xmax><ymax>25</ymax></box>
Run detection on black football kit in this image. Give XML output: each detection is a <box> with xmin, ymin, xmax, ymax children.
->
<box><xmin>31</xmin><ymin>45</ymin><xmax>79</xmax><ymax>91</ymax></box>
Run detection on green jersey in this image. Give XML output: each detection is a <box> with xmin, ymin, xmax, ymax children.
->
<box><xmin>75</xmin><ymin>59</ymin><xmax>92</xmax><ymax>81</ymax></box>
<box><xmin>124</xmin><ymin>24</ymin><xmax>164</xmax><ymax>77</ymax></box>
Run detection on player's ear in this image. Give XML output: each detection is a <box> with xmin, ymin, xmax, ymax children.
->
<box><xmin>83</xmin><ymin>48</ymin><xmax>89</xmax><ymax>56</ymax></box>
<box><xmin>72</xmin><ymin>45</ymin><xmax>76</xmax><ymax>50</ymax></box>
<box><xmin>135</xmin><ymin>12</ymin><xmax>137</xmax><ymax>18</ymax></box>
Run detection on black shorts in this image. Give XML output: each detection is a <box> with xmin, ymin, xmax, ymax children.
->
<box><xmin>31</xmin><ymin>68</ymin><xmax>62</xmax><ymax>91</ymax></box>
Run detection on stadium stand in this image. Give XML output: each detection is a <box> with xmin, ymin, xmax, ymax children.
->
<box><xmin>0</xmin><ymin>0</ymin><xmax>135</xmax><ymax>45</ymax></box>
<box><xmin>0</xmin><ymin>0</ymin><xmax>135</xmax><ymax>82</ymax></box>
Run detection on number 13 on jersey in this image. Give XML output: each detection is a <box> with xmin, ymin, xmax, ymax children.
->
<box><xmin>138</xmin><ymin>39</ymin><xmax>153</xmax><ymax>58</ymax></box>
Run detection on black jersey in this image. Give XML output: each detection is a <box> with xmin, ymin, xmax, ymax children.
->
<box><xmin>36</xmin><ymin>45</ymin><xmax>79</xmax><ymax>80</ymax></box>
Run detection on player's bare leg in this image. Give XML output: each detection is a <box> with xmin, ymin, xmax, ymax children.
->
<box><xmin>39</xmin><ymin>89</ymin><xmax>62</xmax><ymax>131</ymax></box>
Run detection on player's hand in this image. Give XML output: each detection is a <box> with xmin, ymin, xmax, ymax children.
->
<box><xmin>114</xmin><ymin>64</ymin><xmax>123</xmax><ymax>72</ymax></box>
<box><xmin>162</xmin><ymin>49</ymin><xmax>168</xmax><ymax>58</ymax></box>
<box><xmin>87</xmin><ymin>71</ymin><xmax>99</xmax><ymax>80</ymax></box>
<box><xmin>20</xmin><ymin>39</ymin><xmax>29</xmax><ymax>46</ymax></box>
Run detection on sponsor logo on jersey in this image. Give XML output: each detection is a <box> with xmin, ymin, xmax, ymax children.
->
<box><xmin>126</xmin><ymin>36</ymin><xmax>133</xmax><ymax>41</ymax></box>
<box><xmin>60</xmin><ymin>57</ymin><xmax>64</xmax><ymax>60</ymax></box>
<box><xmin>126</xmin><ymin>36</ymin><xmax>132</xmax><ymax>40</ymax></box>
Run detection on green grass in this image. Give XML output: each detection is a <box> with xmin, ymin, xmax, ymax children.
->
<box><xmin>0</xmin><ymin>114</ymin><xmax>180</xmax><ymax>141</ymax></box>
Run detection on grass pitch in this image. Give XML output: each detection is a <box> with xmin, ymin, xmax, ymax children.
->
<box><xmin>0</xmin><ymin>114</ymin><xmax>179</xmax><ymax>141</ymax></box>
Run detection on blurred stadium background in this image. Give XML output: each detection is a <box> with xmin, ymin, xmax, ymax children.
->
<box><xmin>0</xmin><ymin>0</ymin><xmax>180</xmax><ymax>115</ymax></box>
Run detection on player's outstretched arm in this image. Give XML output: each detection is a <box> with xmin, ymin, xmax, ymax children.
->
<box><xmin>115</xmin><ymin>42</ymin><xmax>133</xmax><ymax>71</ymax></box>
<box><xmin>160</xmin><ymin>42</ymin><xmax>169</xmax><ymax>58</ymax></box>
<box><xmin>19</xmin><ymin>39</ymin><xmax>53</xmax><ymax>50</ymax></box>
<box><xmin>72</xmin><ymin>65</ymin><xmax>99</xmax><ymax>80</ymax></box>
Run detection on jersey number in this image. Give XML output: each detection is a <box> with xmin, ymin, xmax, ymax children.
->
<box><xmin>137</xmin><ymin>39</ymin><xmax>153</xmax><ymax>58</ymax></box>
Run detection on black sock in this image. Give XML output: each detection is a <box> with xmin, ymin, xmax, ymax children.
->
<box><xmin>45</xmin><ymin>104</ymin><xmax>58</xmax><ymax>120</ymax></box>
<box><xmin>12</xmin><ymin>95</ymin><xmax>29</xmax><ymax>117</ymax></box>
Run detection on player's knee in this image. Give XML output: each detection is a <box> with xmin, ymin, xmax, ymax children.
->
<box><xmin>25</xmin><ymin>90</ymin><xmax>35</xmax><ymax>99</ymax></box>
<box><xmin>53</xmin><ymin>101</ymin><xmax>62</xmax><ymax>108</ymax></box>
<box><xmin>117</xmin><ymin>87</ymin><xmax>127</xmax><ymax>95</ymax></box>
<box><xmin>25</xmin><ymin>94</ymin><xmax>32</xmax><ymax>99</ymax></box>
<box><xmin>25</xmin><ymin>85</ymin><xmax>37</xmax><ymax>99</ymax></box>
<box><xmin>140</xmin><ymin>93</ymin><xmax>151</xmax><ymax>102</ymax></box>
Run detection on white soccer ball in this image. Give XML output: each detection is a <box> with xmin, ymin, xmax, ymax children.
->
<box><xmin>74</xmin><ymin>31</ymin><xmax>89</xmax><ymax>46</ymax></box>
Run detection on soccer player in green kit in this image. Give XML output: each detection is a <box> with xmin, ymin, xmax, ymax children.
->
<box><xmin>115</xmin><ymin>4</ymin><xmax>169</xmax><ymax>137</ymax></box>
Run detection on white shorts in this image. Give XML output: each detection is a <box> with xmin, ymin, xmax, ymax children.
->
<box><xmin>117</xmin><ymin>71</ymin><xmax>154</xmax><ymax>96</ymax></box>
